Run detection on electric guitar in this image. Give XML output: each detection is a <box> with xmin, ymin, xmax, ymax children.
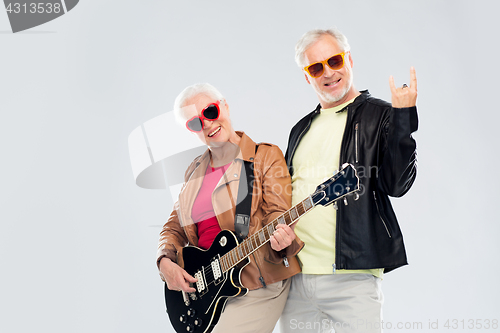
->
<box><xmin>164</xmin><ymin>163</ymin><xmax>360</xmax><ymax>333</ymax></box>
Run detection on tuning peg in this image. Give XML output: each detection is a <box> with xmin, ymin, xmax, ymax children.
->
<box><xmin>354</xmin><ymin>192</ymin><xmax>359</xmax><ymax>201</ymax></box>
<box><xmin>343</xmin><ymin>197</ymin><xmax>348</xmax><ymax>206</ymax></box>
<box><xmin>333</xmin><ymin>202</ymin><xmax>338</xmax><ymax>210</ymax></box>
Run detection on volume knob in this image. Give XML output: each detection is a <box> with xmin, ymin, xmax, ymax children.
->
<box><xmin>194</xmin><ymin>318</ymin><xmax>203</xmax><ymax>327</ymax></box>
<box><xmin>187</xmin><ymin>308</ymin><xmax>196</xmax><ymax>317</ymax></box>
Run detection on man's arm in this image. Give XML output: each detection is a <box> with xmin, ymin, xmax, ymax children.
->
<box><xmin>378</xmin><ymin>67</ymin><xmax>419</xmax><ymax>197</ymax></box>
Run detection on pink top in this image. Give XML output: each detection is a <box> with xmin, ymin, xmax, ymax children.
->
<box><xmin>192</xmin><ymin>161</ymin><xmax>231</xmax><ymax>249</ymax></box>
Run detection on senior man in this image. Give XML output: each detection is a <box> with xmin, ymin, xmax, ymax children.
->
<box><xmin>280</xmin><ymin>28</ymin><xmax>418</xmax><ymax>333</ymax></box>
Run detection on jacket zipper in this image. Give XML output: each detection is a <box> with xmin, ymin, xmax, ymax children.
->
<box><xmin>336</xmin><ymin>105</ymin><xmax>356</xmax><ymax>269</ymax></box>
<box><xmin>373</xmin><ymin>191</ymin><xmax>392</xmax><ymax>238</ymax></box>
<box><xmin>355</xmin><ymin>122</ymin><xmax>359</xmax><ymax>163</ymax></box>
<box><xmin>252</xmin><ymin>253</ymin><xmax>267</xmax><ymax>288</ymax></box>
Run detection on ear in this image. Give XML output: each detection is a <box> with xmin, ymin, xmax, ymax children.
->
<box><xmin>304</xmin><ymin>72</ymin><xmax>311</xmax><ymax>84</ymax></box>
<box><xmin>222</xmin><ymin>98</ymin><xmax>229</xmax><ymax>115</ymax></box>
<box><xmin>348</xmin><ymin>52</ymin><xmax>354</xmax><ymax>68</ymax></box>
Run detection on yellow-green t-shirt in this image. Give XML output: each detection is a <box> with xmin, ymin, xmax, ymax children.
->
<box><xmin>292</xmin><ymin>99</ymin><xmax>383</xmax><ymax>279</ymax></box>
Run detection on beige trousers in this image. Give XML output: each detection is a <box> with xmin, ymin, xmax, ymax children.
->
<box><xmin>212</xmin><ymin>278</ymin><xmax>291</xmax><ymax>333</ymax></box>
<box><xmin>280</xmin><ymin>273</ymin><xmax>384</xmax><ymax>333</ymax></box>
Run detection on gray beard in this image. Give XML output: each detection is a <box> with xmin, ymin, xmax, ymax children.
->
<box><xmin>318</xmin><ymin>75</ymin><xmax>353</xmax><ymax>105</ymax></box>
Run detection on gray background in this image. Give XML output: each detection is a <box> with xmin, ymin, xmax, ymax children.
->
<box><xmin>1</xmin><ymin>1</ymin><xmax>499</xmax><ymax>332</ymax></box>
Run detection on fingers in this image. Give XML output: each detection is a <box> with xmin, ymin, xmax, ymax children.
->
<box><xmin>270</xmin><ymin>236</ymin><xmax>280</xmax><ymax>251</ymax></box>
<box><xmin>388</xmin><ymin>75</ymin><xmax>397</xmax><ymax>94</ymax></box>
<box><xmin>169</xmin><ymin>274</ymin><xmax>197</xmax><ymax>293</ymax></box>
<box><xmin>184</xmin><ymin>271</ymin><xmax>198</xmax><ymax>284</ymax></box>
<box><xmin>276</xmin><ymin>223</ymin><xmax>295</xmax><ymax>236</ymax></box>
<box><xmin>410</xmin><ymin>66</ymin><xmax>417</xmax><ymax>90</ymax></box>
<box><xmin>161</xmin><ymin>259</ymin><xmax>197</xmax><ymax>292</ymax></box>
<box><xmin>168</xmin><ymin>279</ymin><xmax>195</xmax><ymax>293</ymax></box>
<box><xmin>172</xmin><ymin>270</ymin><xmax>196</xmax><ymax>293</ymax></box>
<box><xmin>270</xmin><ymin>224</ymin><xmax>296</xmax><ymax>251</ymax></box>
<box><xmin>180</xmin><ymin>271</ymin><xmax>197</xmax><ymax>292</ymax></box>
<box><xmin>270</xmin><ymin>235</ymin><xmax>287</xmax><ymax>251</ymax></box>
<box><xmin>168</xmin><ymin>281</ymin><xmax>195</xmax><ymax>293</ymax></box>
<box><xmin>389</xmin><ymin>67</ymin><xmax>418</xmax><ymax>108</ymax></box>
<box><xmin>389</xmin><ymin>67</ymin><xmax>417</xmax><ymax>90</ymax></box>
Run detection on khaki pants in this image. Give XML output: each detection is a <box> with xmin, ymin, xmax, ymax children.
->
<box><xmin>212</xmin><ymin>279</ymin><xmax>291</xmax><ymax>333</ymax></box>
<box><xmin>280</xmin><ymin>273</ymin><xmax>384</xmax><ymax>333</ymax></box>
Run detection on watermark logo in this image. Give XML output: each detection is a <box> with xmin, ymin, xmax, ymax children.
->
<box><xmin>3</xmin><ymin>0</ymin><xmax>79</xmax><ymax>33</ymax></box>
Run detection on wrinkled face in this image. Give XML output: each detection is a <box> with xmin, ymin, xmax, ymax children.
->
<box><xmin>181</xmin><ymin>94</ymin><xmax>233</xmax><ymax>148</ymax></box>
<box><xmin>303</xmin><ymin>35</ymin><xmax>357</xmax><ymax>108</ymax></box>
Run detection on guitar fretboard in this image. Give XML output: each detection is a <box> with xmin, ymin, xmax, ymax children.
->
<box><xmin>219</xmin><ymin>195</ymin><xmax>314</xmax><ymax>273</ymax></box>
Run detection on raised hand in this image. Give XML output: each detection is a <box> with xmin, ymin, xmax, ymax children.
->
<box><xmin>389</xmin><ymin>66</ymin><xmax>418</xmax><ymax>108</ymax></box>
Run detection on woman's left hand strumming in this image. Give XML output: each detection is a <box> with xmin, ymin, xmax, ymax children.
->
<box><xmin>270</xmin><ymin>224</ymin><xmax>296</xmax><ymax>251</ymax></box>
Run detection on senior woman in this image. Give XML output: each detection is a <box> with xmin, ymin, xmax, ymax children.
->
<box><xmin>156</xmin><ymin>83</ymin><xmax>303</xmax><ymax>332</ymax></box>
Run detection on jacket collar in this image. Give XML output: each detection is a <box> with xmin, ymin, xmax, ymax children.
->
<box><xmin>189</xmin><ymin>130</ymin><xmax>255</xmax><ymax>176</ymax></box>
<box><xmin>350</xmin><ymin>90</ymin><xmax>370</xmax><ymax>108</ymax></box>
<box><xmin>235</xmin><ymin>131</ymin><xmax>257</xmax><ymax>163</ymax></box>
<box><xmin>312</xmin><ymin>90</ymin><xmax>371</xmax><ymax>116</ymax></box>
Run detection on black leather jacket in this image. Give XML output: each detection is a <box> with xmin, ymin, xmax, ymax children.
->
<box><xmin>285</xmin><ymin>91</ymin><xmax>418</xmax><ymax>273</ymax></box>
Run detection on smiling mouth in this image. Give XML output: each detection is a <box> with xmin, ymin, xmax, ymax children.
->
<box><xmin>208</xmin><ymin>126</ymin><xmax>221</xmax><ymax>137</ymax></box>
<box><xmin>325</xmin><ymin>79</ymin><xmax>341</xmax><ymax>86</ymax></box>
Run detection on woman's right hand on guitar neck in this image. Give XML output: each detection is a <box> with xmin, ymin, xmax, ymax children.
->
<box><xmin>159</xmin><ymin>257</ymin><xmax>198</xmax><ymax>293</ymax></box>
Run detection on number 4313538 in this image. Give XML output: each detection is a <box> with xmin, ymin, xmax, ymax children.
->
<box><xmin>444</xmin><ymin>319</ymin><xmax>498</xmax><ymax>329</ymax></box>
<box><xmin>6</xmin><ymin>3</ymin><xmax>62</xmax><ymax>14</ymax></box>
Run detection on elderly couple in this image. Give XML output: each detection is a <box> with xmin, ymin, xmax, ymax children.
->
<box><xmin>156</xmin><ymin>28</ymin><xmax>418</xmax><ymax>333</ymax></box>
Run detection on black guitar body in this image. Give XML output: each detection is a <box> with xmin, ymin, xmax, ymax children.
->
<box><xmin>164</xmin><ymin>230</ymin><xmax>249</xmax><ymax>333</ymax></box>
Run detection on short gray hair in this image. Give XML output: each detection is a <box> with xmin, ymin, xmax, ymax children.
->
<box><xmin>173</xmin><ymin>83</ymin><xmax>224</xmax><ymax>123</ymax></box>
<box><xmin>295</xmin><ymin>28</ymin><xmax>351</xmax><ymax>68</ymax></box>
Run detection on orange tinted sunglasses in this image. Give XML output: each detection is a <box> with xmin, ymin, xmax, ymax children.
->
<box><xmin>303</xmin><ymin>52</ymin><xmax>346</xmax><ymax>78</ymax></box>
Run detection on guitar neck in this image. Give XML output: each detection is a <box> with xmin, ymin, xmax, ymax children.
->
<box><xmin>219</xmin><ymin>195</ymin><xmax>316</xmax><ymax>273</ymax></box>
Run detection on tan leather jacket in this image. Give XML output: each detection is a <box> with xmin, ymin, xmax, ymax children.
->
<box><xmin>157</xmin><ymin>132</ymin><xmax>303</xmax><ymax>290</ymax></box>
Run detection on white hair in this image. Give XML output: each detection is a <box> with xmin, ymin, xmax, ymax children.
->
<box><xmin>173</xmin><ymin>83</ymin><xmax>224</xmax><ymax>124</ymax></box>
<box><xmin>295</xmin><ymin>28</ymin><xmax>351</xmax><ymax>68</ymax></box>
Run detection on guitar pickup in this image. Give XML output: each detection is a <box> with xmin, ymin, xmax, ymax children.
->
<box><xmin>194</xmin><ymin>271</ymin><xmax>206</xmax><ymax>296</ymax></box>
<box><xmin>211</xmin><ymin>258</ymin><xmax>223</xmax><ymax>284</ymax></box>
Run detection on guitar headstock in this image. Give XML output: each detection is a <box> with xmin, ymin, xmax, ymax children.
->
<box><xmin>311</xmin><ymin>163</ymin><xmax>360</xmax><ymax>207</ymax></box>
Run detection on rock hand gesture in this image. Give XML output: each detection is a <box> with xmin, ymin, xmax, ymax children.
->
<box><xmin>389</xmin><ymin>66</ymin><xmax>418</xmax><ymax>108</ymax></box>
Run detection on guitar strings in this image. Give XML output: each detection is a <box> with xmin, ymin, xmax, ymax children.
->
<box><xmin>193</xmin><ymin>180</ymin><xmax>346</xmax><ymax>292</ymax></box>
